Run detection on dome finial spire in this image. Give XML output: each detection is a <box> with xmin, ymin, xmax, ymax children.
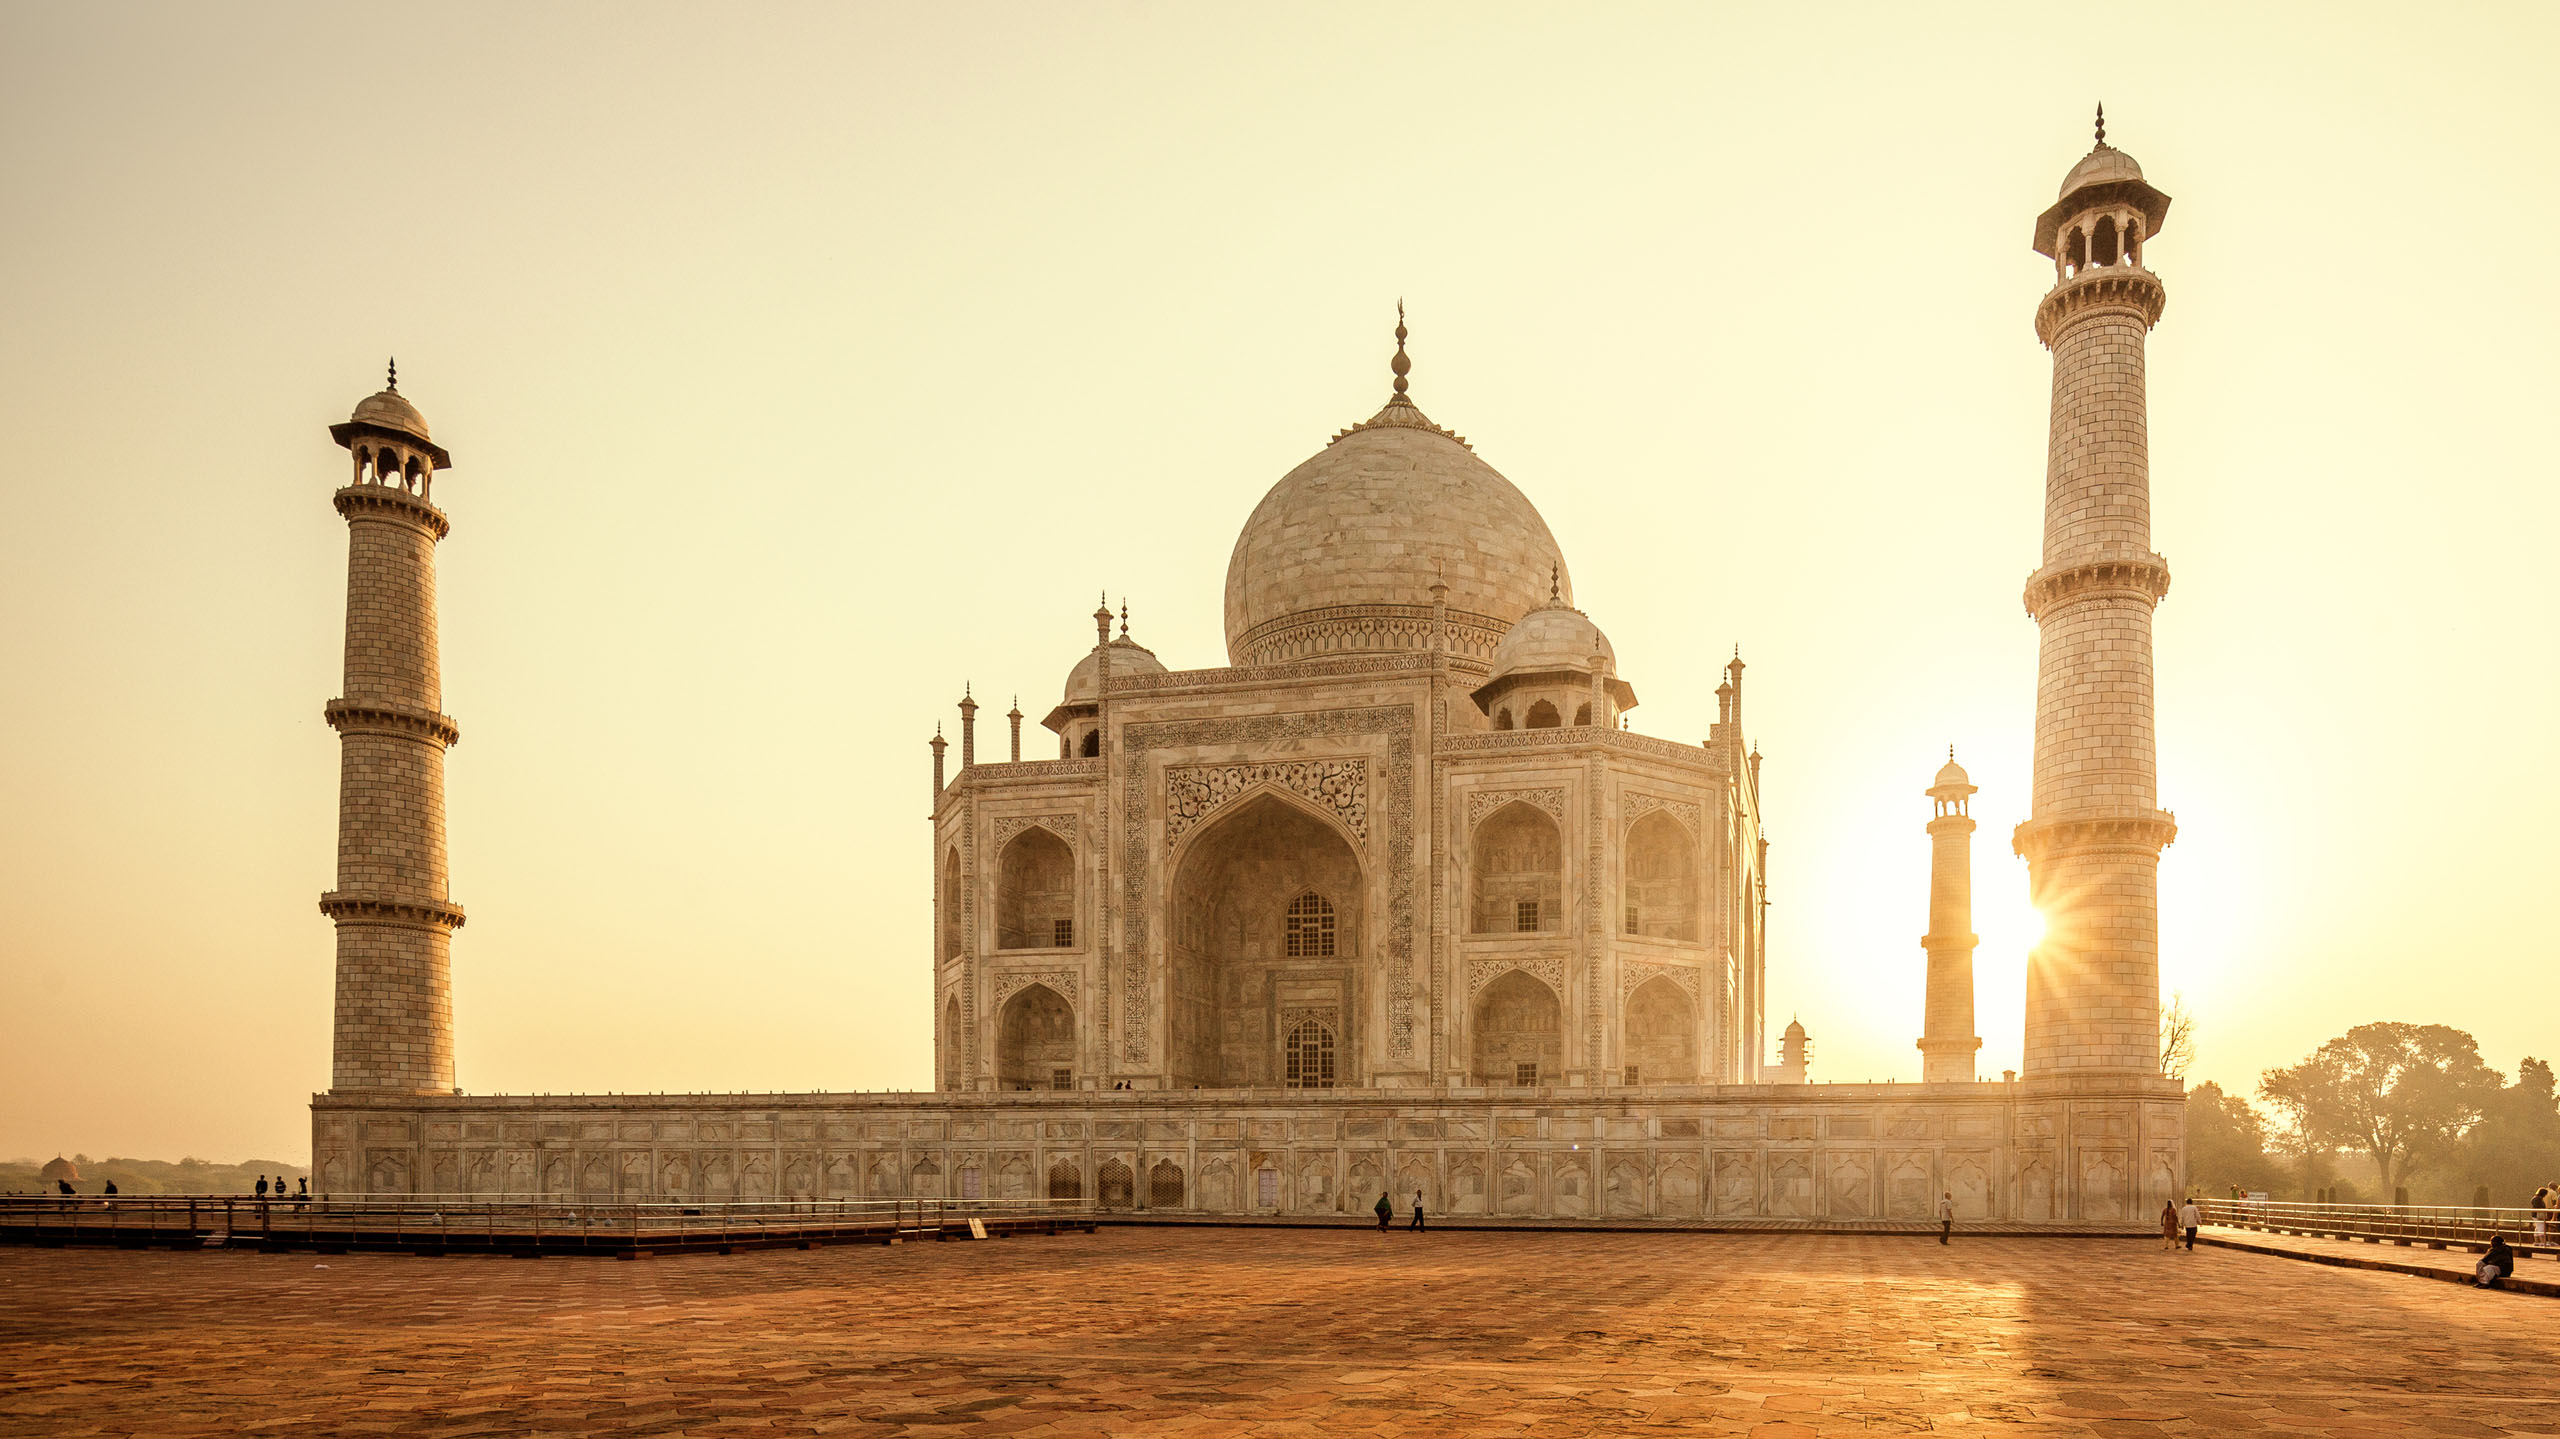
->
<box><xmin>1549</xmin><ymin>561</ymin><xmax>1560</xmax><ymax>602</ymax></box>
<box><xmin>386</xmin><ymin>356</ymin><xmax>398</xmax><ymax>393</ymax></box>
<box><xmin>1390</xmin><ymin>300</ymin><xmax>1411</xmax><ymax>401</ymax></box>
<box><xmin>1119</xmin><ymin>599</ymin><xmax>1130</xmax><ymax>640</ymax></box>
<box><xmin>2094</xmin><ymin>102</ymin><xmax>2105</xmax><ymax>146</ymax></box>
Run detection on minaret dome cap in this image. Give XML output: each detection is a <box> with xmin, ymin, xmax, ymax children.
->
<box><xmin>1929</xmin><ymin>749</ymin><xmax>1979</xmax><ymax>800</ymax></box>
<box><xmin>331</xmin><ymin>381</ymin><xmax>452</xmax><ymax>467</ymax></box>
<box><xmin>2057</xmin><ymin>144</ymin><xmax>2145</xmax><ymax>200</ymax></box>
<box><xmin>2031</xmin><ymin>119</ymin><xmax>2172</xmax><ymax>260</ymax></box>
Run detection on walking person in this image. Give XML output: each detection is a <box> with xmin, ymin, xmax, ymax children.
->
<box><xmin>1938</xmin><ymin>1191</ymin><xmax>1954</xmax><ymax>1245</ymax></box>
<box><xmin>1373</xmin><ymin>1190</ymin><xmax>1392</xmax><ymax>1232</ymax></box>
<box><xmin>2159</xmin><ymin>1199</ymin><xmax>2179</xmax><ymax>1252</ymax></box>
<box><xmin>2532</xmin><ymin>1186</ymin><xmax>2552</xmax><ymax>1249</ymax></box>
<box><xmin>2178</xmin><ymin>1195</ymin><xmax>2202</xmax><ymax>1251</ymax></box>
<box><xmin>1410</xmin><ymin>1191</ymin><xmax>1426</xmax><ymax>1232</ymax></box>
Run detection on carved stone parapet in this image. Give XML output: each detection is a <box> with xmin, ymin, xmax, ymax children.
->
<box><xmin>2011</xmin><ymin>810</ymin><xmax>2178</xmax><ymax>863</ymax></box>
<box><xmin>333</xmin><ymin>483</ymin><xmax>451</xmax><ymax>540</ymax></box>
<box><xmin>2035</xmin><ymin>266</ymin><xmax>2166</xmax><ymax>345</ymax></box>
<box><xmin>319</xmin><ymin>890</ymin><xmax>467</xmax><ymax>931</ymax></box>
<box><xmin>1110</xmin><ymin>648</ymin><xmax>1474</xmax><ymax>694</ymax></box>
<box><xmin>1440</xmin><ymin>725</ymin><xmax>1729</xmax><ymax>775</ymax></box>
<box><xmin>2020</xmin><ymin>553</ymin><xmax>2171</xmax><ymax>620</ymax></box>
<box><xmin>324</xmin><ymin>698</ymin><xmax>460</xmax><ymax>747</ymax></box>
<box><xmin>971</xmin><ymin>757</ymin><xmax>1104</xmax><ymax>784</ymax></box>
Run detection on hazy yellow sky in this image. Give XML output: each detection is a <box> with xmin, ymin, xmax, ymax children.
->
<box><xmin>4</xmin><ymin>4</ymin><xmax>2554</xmax><ymax>1162</ymax></box>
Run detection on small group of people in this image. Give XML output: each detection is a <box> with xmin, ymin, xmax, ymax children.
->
<box><xmin>2158</xmin><ymin>1195</ymin><xmax>2203</xmax><ymax>1251</ymax></box>
<box><xmin>2473</xmin><ymin>1183</ymin><xmax>2557</xmax><ymax>1290</ymax></box>
<box><xmin>253</xmin><ymin>1175</ymin><xmax>308</xmax><ymax>1201</ymax></box>
<box><xmin>1372</xmin><ymin>1190</ymin><xmax>1426</xmax><ymax>1231</ymax></box>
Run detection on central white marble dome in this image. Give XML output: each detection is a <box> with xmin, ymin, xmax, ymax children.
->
<box><xmin>1222</xmin><ymin>393</ymin><xmax>1571</xmax><ymax>668</ymax></box>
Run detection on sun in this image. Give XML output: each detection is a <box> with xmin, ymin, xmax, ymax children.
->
<box><xmin>1979</xmin><ymin>889</ymin><xmax>2047</xmax><ymax>961</ymax></box>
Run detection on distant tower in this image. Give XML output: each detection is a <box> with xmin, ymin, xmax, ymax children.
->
<box><xmin>2016</xmin><ymin>108</ymin><xmax>2178</xmax><ymax>1077</ymax></box>
<box><xmin>1919</xmin><ymin>750</ymin><xmax>1982</xmax><ymax>1083</ymax></box>
<box><xmin>1771</xmin><ymin>1017</ymin><xmax>1810</xmax><ymax>1084</ymax></box>
<box><xmin>322</xmin><ymin>364</ymin><xmax>463</xmax><ymax>1094</ymax></box>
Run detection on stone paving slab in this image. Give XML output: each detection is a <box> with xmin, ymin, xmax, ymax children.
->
<box><xmin>2200</xmin><ymin>1224</ymin><xmax>2560</xmax><ymax>1297</ymax></box>
<box><xmin>3</xmin><ymin>1228</ymin><xmax>2555</xmax><ymax>1436</ymax></box>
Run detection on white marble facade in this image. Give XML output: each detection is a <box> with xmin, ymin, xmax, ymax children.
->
<box><xmin>314</xmin><ymin>139</ymin><xmax>2190</xmax><ymax>1224</ymax></box>
<box><xmin>935</xmin><ymin>356</ymin><xmax>1769</xmax><ymax>1100</ymax></box>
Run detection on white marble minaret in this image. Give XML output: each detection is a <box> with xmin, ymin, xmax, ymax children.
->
<box><xmin>323</xmin><ymin>364</ymin><xmax>464</xmax><ymax>1094</ymax></box>
<box><xmin>1919</xmin><ymin>751</ymin><xmax>1982</xmax><ymax>1083</ymax></box>
<box><xmin>2015</xmin><ymin>109</ymin><xmax>2178</xmax><ymax>1078</ymax></box>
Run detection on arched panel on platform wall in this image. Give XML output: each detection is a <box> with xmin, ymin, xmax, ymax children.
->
<box><xmin>940</xmin><ymin>994</ymin><xmax>962</xmax><ymax>1091</ymax></box>
<box><xmin>939</xmin><ymin>847</ymin><xmax>961</xmax><ymax>960</ymax></box>
<box><xmin>1472</xmin><ymin>969</ymin><xmax>1564</xmax><ymax>1085</ymax></box>
<box><xmin>996</xmin><ymin>982</ymin><xmax>1077</xmax><ymax>1090</ymax></box>
<box><xmin>1622</xmin><ymin>976</ymin><xmax>1697</xmax><ymax>1085</ymax></box>
<box><xmin>996</xmin><ymin>827</ymin><xmax>1075</xmax><ymax>950</ymax></box>
<box><xmin>1622</xmin><ymin>812</ymin><xmax>1698</xmax><ymax>942</ymax></box>
<box><xmin>1470</xmin><ymin>801</ymin><xmax>1563</xmax><ymax>935</ymax></box>
<box><xmin>1166</xmin><ymin>790</ymin><xmax>1364</xmax><ymax>1088</ymax></box>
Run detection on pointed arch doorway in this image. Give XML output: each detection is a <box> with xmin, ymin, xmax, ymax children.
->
<box><xmin>1167</xmin><ymin>790</ymin><xmax>1364</xmax><ymax>1087</ymax></box>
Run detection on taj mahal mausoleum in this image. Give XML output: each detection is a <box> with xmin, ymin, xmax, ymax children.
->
<box><xmin>309</xmin><ymin>115</ymin><xmax>2187</xmax><ymax>1225</ymax></box>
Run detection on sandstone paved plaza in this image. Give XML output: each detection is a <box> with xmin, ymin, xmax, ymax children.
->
<box><xmin>5</xmin><ymin>1229</ymin><xmax>2553</xmax><ymax>1436</ymax></box>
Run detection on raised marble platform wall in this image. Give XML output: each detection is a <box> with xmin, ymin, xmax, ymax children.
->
<box><xmin>314</xmin><ymin>1079</ymin><xmax>2183</xmax><ymax>1223</ymax></box>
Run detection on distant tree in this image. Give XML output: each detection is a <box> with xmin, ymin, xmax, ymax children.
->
<box><xmin>2459</xmin><ymin>1056</ymin><xmax>2560</xmax><ymax>1208</ymax></box>
<box><xmin>2159</xmin><ymin>993</ymin><xmax>2196</xmax><ymax>1081</ymax></box>
<box><xmin>2259</xmin><ymin>1023</ymin><xmax>2502</xmax><ymax>1197</ymax></box>
<box><xmin>2184</xmin><ymin>1081</ymin><xmax>2284</xmax><ymax>1195</ymax></box>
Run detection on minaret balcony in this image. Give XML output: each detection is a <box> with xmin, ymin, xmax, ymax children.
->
<box><xmin>2020</xmin><ymin>553</ymin><xmax>2172</xmax><ymax>620</ymax></box>
<box><xmin>2034</xmin><ymin>263</ymin><xmax>2166</xmax><ymax>344</ymax></box>
<box><xmin>319</xmin><ymin>890</ymin><xmax>468</xmax><ymax>932</ymax></box>
<box><xmin>2011</xmin><ymin>810</ymin><xmax>2178</xmax><ymax>863</ymax></box>
<box><xmin>332</xmin><ymin>482</ymin><xmax>451</xmax><ymax>539</ymax></box>
<box><xmin>323</xmin><ymin>698</ymin><xmax>461</xmax><ymax>746</ymax></box>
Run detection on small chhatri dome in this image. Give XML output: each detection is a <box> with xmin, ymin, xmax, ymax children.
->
<box><xmin>1930</xmin><ymin>746</ymin><xmax>1979</xmax><ymax>802</ymax></box>
<box><xmin>1225</xmin><ymin>310</ymin><xmax>1571</xmax><ymax>667</ymax></box>
<box><xmin>1473</xmin><ymin>574</ymin><xmax>1637</xmax><ymax>714</ymax></box>
<box><xmin>40</xmin><ymin>1156</ymin><xmax>79</xmax><ymax>1182</ymax></box>
<box><xmin>1061</xmin><ymin>633</ymin><xmax>1167</xmax><ymax>704</ymax></box>
<box><xmin>2058</xmin><ymin>143</ymin><xmax>2144</xmax><ymax>199</ymax></box>
<box><xmin>330</xmin><ymin>358</ymin><xmax>453</xmax><ymax>467</ymax></box>
<box><xmin>2032</xmin><ymin>107</ymin><xmax>2173</xmax><ymax>259</ymax></box>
